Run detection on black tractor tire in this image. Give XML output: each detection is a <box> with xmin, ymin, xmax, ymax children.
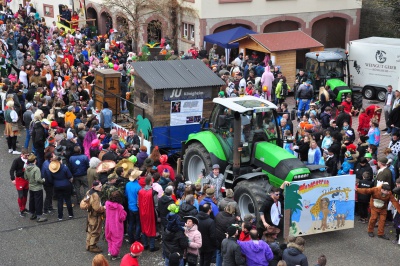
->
<box><xmin>234</xmin><ymin>178</ymin><xmax>270</xmax><ymax>220</ymax></box>
<box><xmin>362</xmin><ymin>86</ymin><xmax>375</xmax><ymax>100</ymax></box>
<box><xmin>183</xmin><ymin>142</ymin><xmax>213</xmax><ymax>183</ymax></box>
<box><xmin>353</xmin><ymin>93</ymin><xmax>363</xmax><ymax>110</ymax></box>
<box><xmin>377</xmin><ymin>89</ymin><xmax>386</xmax><ymax>102</ymax></box>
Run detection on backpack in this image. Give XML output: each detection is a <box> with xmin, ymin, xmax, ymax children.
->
<box><xmin>80</xmin><ymin>193</ymin><xmax>91</xmax><ymax>211</ymax></box>
<box><xmin>281</xmin><ymin>83</ymin><xmax>288</xmax><ymax>97</ymax></box>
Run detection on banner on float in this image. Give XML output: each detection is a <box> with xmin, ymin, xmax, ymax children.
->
<box><xmin>284</xmin><ymin>175</ymin><xmax>355</xmax><ymax>237</ymax></box>
<box><xmin>170</xmin><ymin>99</ymin><xmax>203</xmax><ymax>126</ymax></box>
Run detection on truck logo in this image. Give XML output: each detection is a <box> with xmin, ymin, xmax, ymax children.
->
<box><xmin>375</xmin><ymin>50</ymin><xmax>387</xmax><ymax>63</ymax></box>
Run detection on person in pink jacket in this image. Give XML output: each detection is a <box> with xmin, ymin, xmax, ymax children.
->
<box><xmin>261</xmin><ymin>65</ymin><xmax>274</xmax><ymax>101</ymax></box>
<box><xmin>184</xmin><ymin>216</ymin><xmax>202</xmax><ymax>266</ymax></box>
<box><xmin>105</xmin><ymin>190</ymin><xmax>127</xmax><ymax>260</ymax></box>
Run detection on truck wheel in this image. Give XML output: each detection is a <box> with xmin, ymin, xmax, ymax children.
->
<box><xmin>362</xmin><ymin>86</ymin><xmax>375</xmax><ymax>100</ymax></box>
<box><xmin>376</xmin><ymin>89</ymin><xmax>386</xmax><ymax>102</ymax></box>
<box><xmin>234</xmin><ymin>178</ymin><xmax>270</xmax><ymax>220</ymax></box>
<box><xmin>353</xmin><ymin>93</ymin><xmax>363</xmax><ymax>110</ymax></box>
<box><xmin>183</xmin><ymin>142</ymin><xmax>212</xmax><ymax>183</ymax></box>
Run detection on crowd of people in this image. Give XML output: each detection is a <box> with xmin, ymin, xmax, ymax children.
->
<box><xmin>1</xmin><ymin>2</ymin><xmax>400</xmax><ymax>266</ymax></box>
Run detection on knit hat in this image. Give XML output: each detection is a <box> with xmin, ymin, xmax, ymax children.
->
<box><xmin>167</xmin><ymin>204</ymin><xmax>180</xmax><ymax>214</ymax></box>
<box><xmin>226</xmin><ymin>225</ymin><xmax>238</xmax><ymax>237</ymax></box>
<box><xmin>68</xmin><ymin>106</ymin><xmax>74</xmax><ymax>111</ymax></box>
<box><xmin>130</xmin><ymin>241</ymin><xmax>144</xmax><ymax>256</ymax></box>
<box><xmin>378</xmin><ymin>157</ymin><xmax>388</xmax><ymax>164</ymax></box>
<box><xmin>103</xmin><ymin>102</ymin><xmax>109</xmax><ymax>108</ymax></box>
<box><xmin>160</xmin><ymin>154</ymin><xmax>168</xmax><ymax>164</ymax></box>
<box><xmin>51</xmin><ymin>121</ymin><xmax>58</xmax><ymax>128</ymax></box>
<box><xmin>110</xmin><ymin>143</ymin><xmax>117</xmax><ymax>150</ymax></box>
<box><xmin>346</xmin><ymin>130</ymin><xmax>354</xmax><ymax>137</ymax></box>
<box><xmin>206</xmin><ymin>188</ymin><xmax>215</xmax><ymax>197</ymax></box>
<box><xmin>346</xmin><ymin>144</ymin><xmax>357</xmax><ymax>151</ymax></box>
<box><xmin>92</xmin><ymin>181</ymin><xmax>101</xmax><ymax>187</ymax></box>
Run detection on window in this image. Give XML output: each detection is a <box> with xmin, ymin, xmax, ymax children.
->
<box><xmin>43</xmin><ymin>4</ymin><xmax>54</xmax><ymax>18</ymax></box>
<box><xmin>140</xmin><ymin>92</ymin><xmax>148</xmax><ymax>104</ymax></box>
<box><xmin>182</xmin><ymin>22</ymin><xmax>195</xmax><ymax>41</ymax></box>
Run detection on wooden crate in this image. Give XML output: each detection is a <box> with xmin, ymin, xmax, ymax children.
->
<box><xmin>94</xmin><ymin>69</ymin><xmax>121</xmax><ymax>113</ymax></box>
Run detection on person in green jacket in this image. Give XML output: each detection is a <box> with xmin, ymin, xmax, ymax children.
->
<box><xmin>275</xmin><ymin>77</ymin><xmax>290</xmax><ymax>105</ymax></box>
<box><xmin>24</xmin><ymin>154</ymin><xmax>48</xmax><ymax>223</ymax></box>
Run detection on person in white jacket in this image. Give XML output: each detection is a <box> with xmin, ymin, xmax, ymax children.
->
<box><xmin>184</xmin><ymin>216</ymin><xmax>202</xmax><ymax>266</ymax></box>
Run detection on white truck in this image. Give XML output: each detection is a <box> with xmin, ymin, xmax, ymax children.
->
<box><xmin>349</xmin><ymin>37</ymin><xmax>400</xmax><ymax>101</ymax></box>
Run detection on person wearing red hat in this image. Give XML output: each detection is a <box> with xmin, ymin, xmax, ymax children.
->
<box><xmin>157</xmin><ymin>154</ymin><xmax>175</xmax><ymax>181</ymax></box>
<box><xmin>102</xmin><ymin>144</ymin><xmax>120</xmax><ymax>162</ymax></box>
<box><xmin>120</xmin><ymin>241</ymin><xmax>144</xmax><ymax>266</ymax></box>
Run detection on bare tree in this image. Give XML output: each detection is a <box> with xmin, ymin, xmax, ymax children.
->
<box><xmin>102</xmin><ymin>0</ymin><xmax>165</xmax><ymax>52</ymax></box>
<box><xmin>161</xmin><ymin>0</ymin><xmax>198</xmax><ymax>51</ymax></box>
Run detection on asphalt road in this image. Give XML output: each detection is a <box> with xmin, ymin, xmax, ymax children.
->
<box><xmin>0</xmin><ymin>97</ymin><xmax>399</xmax><ymax>266</ymax></box>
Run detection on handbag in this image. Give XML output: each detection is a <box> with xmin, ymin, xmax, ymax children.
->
<box><xmin>11</xmin><ymin>122</ymin><xmax>19</xmax><ymax>132</ymax></box>
<box><xmin>186</xmin><ymin>252</ymin><xmax>198</xmax><ymax>265</ymax></box>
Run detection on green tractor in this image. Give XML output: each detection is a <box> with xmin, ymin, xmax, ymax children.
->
<box><xmin>305</xmin><ymin>50</ymin><xmax>362</xmax><ymax>110</ymax></box>
<box><xmin>182</xmin><ymin>96</ymin><xmax>323</xmax><ymax>219</ymax></box>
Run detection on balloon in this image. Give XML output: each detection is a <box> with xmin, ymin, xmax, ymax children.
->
<box><xmin>113</xmin><ymin>64</ymin><xmax>118</xmax><ymax>70</ymax></box>
<box><xmin>108</xmin><ymin>62</ymin><xmax>113</xmax><ymax>68</ymax></box>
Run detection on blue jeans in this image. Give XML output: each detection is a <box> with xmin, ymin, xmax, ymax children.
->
<box><xmin>128</xmin><ymin>210</ymin><xmax>141</xmax><ymax>243</ymax></box>
<box><xmin>297</xmin><ymin>99</ymin><xmax>311</xmax><ymax>118</ymax></box>
<box><xmin>142</xmin><ymin>235</ymin><xmax>155</xmax><ymax>249</ymax></box>
<box><xmin>216</xmin><ymin>249</ymin><xmax>223</xmax><ymax>266</ymax></box>
<box><xmin>164</xmin><ymin>257</ymin><xmax>184</xmax><ymax>266</ymax></box>
<box><xmin>24</xmin><ymin>128</ymin><xmax>31</xmax><ymax>149</ymax></box>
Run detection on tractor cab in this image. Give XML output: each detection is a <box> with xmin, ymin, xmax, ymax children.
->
<box><xmin>209</xmin><ymin>96</ymin><xmax>282</xmax><ymax>165</ymax></box>
<box><xmin>305</xmin><ymin>51</ymin><xmax>347</xmax><ymax>92</ymax></box>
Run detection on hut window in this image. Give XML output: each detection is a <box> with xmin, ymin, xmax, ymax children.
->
<box><xmin>140</xmin><ymin>92</ymin><xmax>148</xmax><ymax>104</ymax></box>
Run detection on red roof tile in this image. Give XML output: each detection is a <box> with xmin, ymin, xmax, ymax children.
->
<box><xmin>248</xmin><ymin>31</ymin><xmax>324</xmax><ymax>52</ymax></box>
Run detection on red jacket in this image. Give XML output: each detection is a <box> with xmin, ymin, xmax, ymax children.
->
<box><xmin>358</xmin><ymin>113</ymin><xmax>370</xmax><ymax>136</ymax></box>
<box><xmin>341</xmin><ymin>101</ymin><xmax>353</xmax><ymax>114</ymax></box>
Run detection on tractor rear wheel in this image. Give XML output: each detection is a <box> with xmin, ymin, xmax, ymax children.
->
<box><xmin>183</xmin><ymin>142</ymin><xmax>212</xmax><ymax>184</ymax></box>
<box><xmin>234</xmin><ymin>178</ymin><xmax>270</xmax><ymax>220</ymax></box>
<box><xmin>353</xmin><ymin>93</ymin><xmax>363</xmax><ymax>110</ymax></box>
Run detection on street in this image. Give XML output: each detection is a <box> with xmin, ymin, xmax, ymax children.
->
<box><xmin>0</xmin><ymin>97</ymin><xmax>399</xmax><ymax>266</ymax></box>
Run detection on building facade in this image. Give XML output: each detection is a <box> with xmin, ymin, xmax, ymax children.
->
<box><xmin>6</xmin><ymin>0</ymin><xmax>362</xmax><ymax>54</ymax></box>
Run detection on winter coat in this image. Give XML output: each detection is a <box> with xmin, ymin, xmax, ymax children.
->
<box><xmin>218</xmin><ymin>197</ymin><xmax>240</xmax><ymax>216</ymax></box>
<box><xmin>354</xmin><ymin>162</ymin><xmax>373</xmax><ymax>181</ymax></box>
<box><xmin>215</xmin><ymin>211</ymin><xmax>236</xmax><ymax>249</ymax></box>
<box><xmin>68</xmin><ymin>154</ymin><xmax>89</xmax><ymax>177</ymax></box>
<box><xmin>185</xmin><ymin>224</ymin><xmax>202</xmax><ymax>256</ymax></box>
<box><xmin>48</xmin><ymin>164</ymin><xmax>73</xmax><ymax>188</ymax></box>
<box><xmin>162</xmin><ymin>229</ymin><xmax>189</xmax><ymax>259</ymax></box>
<box><xmin>282</xmin><ymin>242</ymin><xmax>308</xmax><ymax>266</ymax></box>
<box><xmin>357</xmin><ymin>179</ymin><xmax>373</xmax><ymax>203</ymax></box>
<box><xmin>136</xmin><ymin>151</ymin><xmax>148</xmax><ymax>167</ymax></box>
<box><xmin>325</xmin><ymin>155</ymin><xmax>338</xmax><ymax>176</ymax></box>
<box><xmin>10</xmin><ymin>157</ymin><xmax>26</xmax><ymax>180</ymax></box>
<box><xmin>200</xmin><ymin>197</ymin><xmax>219</xmax><ymax>218</ymax></box>
<box><xmin>64</xmin><ymin>111</ymin><xmax>76</xmax><ymax>126</ymax></box>
<box><xmin>32</xmin><ymin>121</ymin><xmax>46</xmax><ymax>149</ymax></box>
<box><xmin>320</xmin><ymin>112</ymin><xmax>331</xmax><ymax>129</ymax></box>
<box><xmin>87</xmin><ymin>168</ymin><xmax>99</xmax><ymax>188</ymax></box>
<box><xmin>221</xmin><ymin>237</ymin><xmax>246</xmax><ymax>266</ymax></box>
<box><xmin>203</xmin><ymin>172</ymin><xmax>225</xmax><ymax>201</ymax></box>
<box><xmin>237</xmin><ymin>240</ymin><xmax>274</xmax><ymax>266</ymax></box>
<box><xmin>158</xmin><ymin>195</ymin><xmax>175</xmax><ymax>227</ymax></box>
<box><xmin>267</xmin><ymin>241</ymin><xmax>283</xmax><ymax>266</ymax></box>
<box><xmin>389</xmin><ymin>139</ymin><xmax>400</xmax><ymax>156</ymax></box>
<box><xmin>294</xmin><ymin>141</ymin><xmax>309</xmax><ymax>162</ymax></box>
<box><xmin>105</xmin><ymin>201</ymin><xmax>127</xmax><ymax>255</ymax></box>
<box><xmin>375</xmin><ymin>167</ymin><xmax>393</xmax><ymax>188</ymax></box>
<box><xmin>196</xmin><ymin>211</ymin><xmax>217</xmax><ymax>253</ymax></box>
<box><xmin>24</xmin><ymin>164</ymin><xmax>44</xmax><ymax>191</ymax></box>
<box><xmin>336</xmin><ymin>111</ymin><xmax>351</xmax><ymax>129</ymax></box>
<box><xmin>357</xmin><ymin>143</ymin><xmax>369</xmax><ymax>160</ymax></box>
<box><xmin>338</xmin><ymin>158</ymin><xmax>354</xmax><ymax>175</ymax></box>
<box><xmin>358</xmin><ymin>112</ymin><xmax>370</xmax><ymax>135</ymax></box>
<box><xmin>178</xmin><ymin>202</ymin><xmax>198</xmax><ymax>219</ymax></box>
<box><xmin>125</xmin><ymin>180</ymin><xmax>142</xmax><ymax>212</ymax></box>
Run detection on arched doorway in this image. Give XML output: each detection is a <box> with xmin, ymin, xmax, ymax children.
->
<box><xmin>213</xmin><ymin>24</ymin><xmax>251</xmax><ymax>34</ymax></box>
<box><xmin>147</xmin><ymin>20</ymin><xmax>162</xmax><ymax>43</ymax></box>
<box><xmin>312</xmin><ymin>17</ymin><xmax>347</xmax><ymax>48</ymax></box>
<box><xmin>99</xmin><ymin>12</ymin><xmax>113</xmax><ymax>35</ymax></box>
<box><xmin>86</xmin><ymin>7</ymin><xmax>98</xmax><ymax>35</ymax></box>
<box><xmin>263</xmin><ymin>21</ymin><xmax>300</xmax><ymax>33</ymax></box>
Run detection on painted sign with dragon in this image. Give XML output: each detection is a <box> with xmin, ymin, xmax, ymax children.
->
<box><xmin>284</xmin><ymin>175</ymin><xmax>355</xmax><ymax>236</ymax></box>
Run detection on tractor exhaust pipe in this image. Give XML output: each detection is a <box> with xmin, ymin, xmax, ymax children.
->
<box><xmin>233</xmin><ymin>111</ymin><xmax>241</xmax><ymax>178</ymax></box>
